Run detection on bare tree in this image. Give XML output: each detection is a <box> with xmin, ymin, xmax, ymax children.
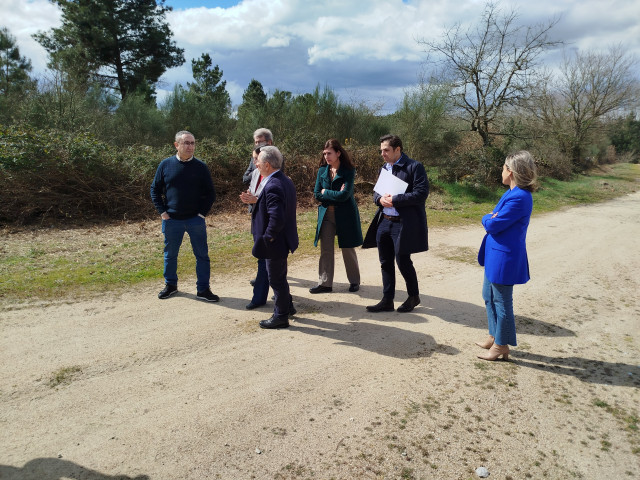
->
<box><xmin>419</xmin><ymin>2</ymin><xmax>561</xmax><ymax>146</ymax></box>
<box><xmin>533</xmin><ymin>45</ymin><xmax>639</xmax><ymax>167</ymax></box>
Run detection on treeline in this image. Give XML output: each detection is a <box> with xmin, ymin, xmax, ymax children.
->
<box><xmin>1</xmin><ymin>1</ymin><xmax>639</xmax><ymax>225</ymax></box>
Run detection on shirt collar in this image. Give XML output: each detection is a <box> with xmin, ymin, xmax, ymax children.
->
<box><xmin>264</xmin><ymin>169</ymin><xmax>279</xmax><ymax>180</ymax></box>
<box><xmin>384</xmin><ymin>153</ymin><xmax>403</xmax><ymax>170</ymax></box>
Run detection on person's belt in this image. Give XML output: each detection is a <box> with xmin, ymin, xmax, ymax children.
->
<box><xmin>383</xmin><ymin>214</ymin><xmax>401</xmax><ymax>222</ymax></box>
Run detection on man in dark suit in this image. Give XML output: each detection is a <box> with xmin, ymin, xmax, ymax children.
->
<box><xmin>363</xmin><ymin>134</ymin><xmax>429</xmax><ymax>313</ymax></box>
<box><xmin>250</xmin><ymin>146</ymin><xmax>299</xmax><ymax>329</ymax></box>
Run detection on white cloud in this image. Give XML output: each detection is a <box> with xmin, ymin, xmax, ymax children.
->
<box><xmin>263</xmin><ymin>35</ymin><xmax>291</xmax><ymax>48</ymax></box>
<box><xmin>225</xmin><ymin>79</ymin><xmax>245</xmax><ymax>103</ymax></box>
<box><xmin>0</xmin><ymin>0</ymin><xmax>61</xmax><ymax>72</ymax></box>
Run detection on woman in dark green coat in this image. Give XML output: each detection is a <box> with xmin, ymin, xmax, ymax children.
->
<box><xmin>310</xmin><ymin>139</ymin><xmax>363</xmax><ymax>294</ymax></box>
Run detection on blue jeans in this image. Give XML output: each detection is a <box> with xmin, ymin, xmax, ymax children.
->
<box><xmin>162</xmin><ymin>216</ymin><xmax>210</xmax><ymax>291</ymax></box>
<box><xmin>482</xmin><ymin>274</ymin><xmax>517</xmax><ymax>346</ymax></box>
<box><xmin>252</xmin><ymin>258</ymin><xmax>270</xmax><ymax>305</ymax></box>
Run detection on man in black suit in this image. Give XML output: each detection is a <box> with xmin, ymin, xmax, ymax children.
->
<box><xmin>250</xmin><ymin>146</ymin><xmax>299</xmax><ymax>329</ymax></box>
<box><xmin>363</xmin><ymin>134</ymin><xmax>429</xmax><ymax>313</ymax></box>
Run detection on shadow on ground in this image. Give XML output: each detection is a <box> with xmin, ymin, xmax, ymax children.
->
<box><xmin>513</xmin><ymin>351</ymin><xmax>640</xmax><ymax>387</ymax></box>
<box><xmin>0</xmin><ymin>458</ymin><xmax>148</xmax><ymax>480</ymax></box>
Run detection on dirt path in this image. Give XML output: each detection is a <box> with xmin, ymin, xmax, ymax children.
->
<box><xmin>1</xmin><ymin>192</ymin><xmax>639</xmax><ymax>480</ymax></box>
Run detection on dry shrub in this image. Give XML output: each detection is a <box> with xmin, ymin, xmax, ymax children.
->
<box><xmin>531</xmin><ymin>142</ymin><xmax>573</xmax><ymax>181</ymax></box>
<box><xmin>603</xmin><ymin>145</ymin><xmax>617</xmax><ymax>165</ymax></box>
<box><xmin>0</xmin><ymin>126</ymin><xmax>161</xmax><ymax>224</ymax></box>
<box><xmin>436</xmin><ymin>132</ymin><xmax>505</xmax><ymax>184</ymax></box>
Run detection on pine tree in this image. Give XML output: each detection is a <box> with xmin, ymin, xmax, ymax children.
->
<box><xmin>34</xmin><ymin>0</ymin><xmax>184</xmax><ymax>100</ymax></box>
<box><xmin>0</xmin><ymin>27</ymin><xmax>33</xmax><ymax>97</ymax></box>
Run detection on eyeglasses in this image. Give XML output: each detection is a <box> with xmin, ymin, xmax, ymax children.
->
<box><xmin>181</xmin><ymin>141</ymin><xmax>196</xmax><ymax>146</ymax></box>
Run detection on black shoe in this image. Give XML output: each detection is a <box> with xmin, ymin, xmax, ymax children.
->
<box><xmin>249</xmin><ymin>278</ymin><xmax>256</xmax><ymax>286</ymax></box>
<box><xmin>348</xmin><ymin>283</ymin><xmax>360</xmax><ymax>292</ymax></box>
<box><xmin>366</xmin><ymin>298</ymin><xmax>394</xmax><ymax>312</ymax></box>
<box><xmin>158</xmin><ymin>284</ymin><xmax>177</xmax><ymax>299</ymax></box>
<box><xmin>397</xmin><ymin>295</ymin><xmax>420</xmax><ymax>313</ymax></box>
<box><xmin>309</xmin><ymin>285</ymin><xmax>332</xmax><ymax>294</ymax></box>
<box><xmin>246</xmin><ymin>302</ymin><xmax>265</xmax><ymax>310</ymax></box>
<box><xmin>196</xmin><ymin>289</ymin><xmax>220</xmax><ymax>302</ymax></box>
<box><xmin>259</xmin><ymin>316</ymin><xmax>290</xmax><ymax>329</ymax></box>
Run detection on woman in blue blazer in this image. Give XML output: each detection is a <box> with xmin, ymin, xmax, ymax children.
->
<box><xmin>477</xmin><ymin>151</ymin><xmax>538</xmax><ymax>361</ymax></box>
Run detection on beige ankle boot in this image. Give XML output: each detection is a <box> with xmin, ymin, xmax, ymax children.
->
<box><xmin>477</xmin><ymin>343</ymin><xmax>509</xmax><ymax>361</ymax></box>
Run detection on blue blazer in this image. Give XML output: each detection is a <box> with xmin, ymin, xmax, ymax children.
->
<box><xmin>478</xmin><ymin>186</ymin><xmax>532</xmax><ymax>285</ymax></box>
<box><xmin>251</xmin><ymin>170</ymin><xmax>299</xmax><ymax>259</ymax></box>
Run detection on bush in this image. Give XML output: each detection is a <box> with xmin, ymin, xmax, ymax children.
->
<box><xmin>0</xmin><ymin>125</ymin><xmax>160</xmax><ymax>223</ymax></box>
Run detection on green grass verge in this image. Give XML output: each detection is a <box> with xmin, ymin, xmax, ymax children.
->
<box><xmin>0</xmin><ymin>163</ymin><xmax>637</xmax><ymax>303</ymax></box>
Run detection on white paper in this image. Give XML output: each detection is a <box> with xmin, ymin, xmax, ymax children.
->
<box><xmin>373</xmin><ymin>168</ymin><xmax>408</xmax><ymax>196</ymax></box>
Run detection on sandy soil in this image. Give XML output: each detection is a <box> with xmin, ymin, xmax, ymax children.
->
<box><xmin>1</xmin><ymin>192</ymin><xmax>639</xmax><ymax>480</ymax></box>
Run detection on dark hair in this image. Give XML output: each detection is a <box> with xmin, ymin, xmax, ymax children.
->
<box><xmin>253</xmin><ymin>146</ymin><xmax>262</xmax><ymax>155</ymax></box>
<box><xmin>319</xmin><ymin>138</ymin><xmax>354</xmax><ymax>169</ymax></box>
<box><xmin>379</xmin><ymin>134</ymin><xmax>403</xmax><ymax>151</ymax></box>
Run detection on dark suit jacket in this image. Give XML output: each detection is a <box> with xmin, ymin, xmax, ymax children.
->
<box><xmin>251</xmin><ymin>170</ymin><xmax>299</xmax><ymax>259</ymax></box>
<box><xmin>363</xmin><ymin>153</ymin><xmax>429</xmax><ymax>254</ymax></box>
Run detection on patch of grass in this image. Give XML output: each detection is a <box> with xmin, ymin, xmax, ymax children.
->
<box><xmin>593</xmin><ymin>397</ymin><xmax>639</xmax><ymax>454</ymax></box>
<box><xmin>437</xmin><ymin>246</ymin><xmax>478</xmax><ymax>265</ymax></box>
<box><xmin>593</xmin><ymin>399</ymin><xmax>639</xmax><ymax>433</ymax></box>
<box><xmin>400</xmin><ymin>467</ymin><xmax>415</xmax><ymax>479</ymax></box>
<box><xmin>277</xmin><ymin>461</ymin><xmax>310</xmax><ymax>478</ymax></box>
<box><xmin>49</xmin><ymin>365</ymin><xmax>82</xmax><ymax>387</ymax></box>
<box><xmin>533</xmin><ymin>163</ymin><xmax>640</xmax><ymax>214</ymax></box>
<box><xmin>474</xmin><ymin>362</ymin><xmax>490</xmax><ymax>370</ymax></box>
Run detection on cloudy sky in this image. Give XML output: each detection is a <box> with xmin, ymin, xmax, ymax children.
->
<box><xmin>3</xmin><ymin>0</ymin><xmax>639</xmax><ymax>113</ymax></box>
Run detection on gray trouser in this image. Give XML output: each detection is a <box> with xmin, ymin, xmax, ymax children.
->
<box><xmin>318</xmin><ymin>208</ymin><xmax>360</xmax><ymax>287</ymax></box>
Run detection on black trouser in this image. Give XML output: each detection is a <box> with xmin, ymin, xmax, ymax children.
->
<box><xmin>376</xmin><ymin>218</ymin><xmax>419</xmax><ymax>299</ymax></box>
<box><xmin>266</xmin><ymin>257</ymin><xmax>291</xmax><ymax>319</ymax></box>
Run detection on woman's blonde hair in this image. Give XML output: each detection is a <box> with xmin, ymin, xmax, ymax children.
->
<box><xmin>505</xmin><ymin>151</ymin><xmax>538</xmax><ymax>192</ymax></box>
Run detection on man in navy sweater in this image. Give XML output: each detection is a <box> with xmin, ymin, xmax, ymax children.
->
<box><xmin>150</xmin><ymin>131</ymin><xmax>219</xmax><ymax>302</ymax></box>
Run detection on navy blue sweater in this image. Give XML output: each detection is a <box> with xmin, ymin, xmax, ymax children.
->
<box><xmin>150</xmin><ymin>156</ymin><xmax>216</xmax><ymax>219</ymax></box>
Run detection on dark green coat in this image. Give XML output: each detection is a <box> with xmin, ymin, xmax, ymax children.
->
<box><xmin>313</xmin><ymin>165</ymin><xmax>363</xmax><ymax>248</ymax></box>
